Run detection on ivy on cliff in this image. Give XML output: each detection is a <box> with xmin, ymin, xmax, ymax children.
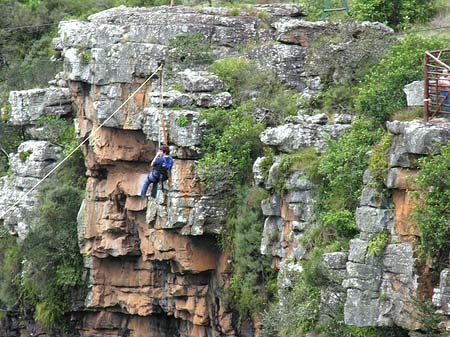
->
<box><xmin>414</xmin><ymin>142</ymin><xmax>450</xmax><ymax>271</ymax></box>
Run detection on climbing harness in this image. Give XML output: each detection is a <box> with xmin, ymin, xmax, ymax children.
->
<box><xmin>322</xmin><ymin>0</ymin><xmax>350</xmax><ymax>20</ymax></box>
<box><xmin>0</xmin><ymin>65</ymin><xmax>163</xmax><ymax>220</ymax></box>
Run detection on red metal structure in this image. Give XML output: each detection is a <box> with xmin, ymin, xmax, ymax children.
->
<box><xmin>424</xmin><ymin>49</ymin><xmax>450</xmax><ymax>121</ymax></box>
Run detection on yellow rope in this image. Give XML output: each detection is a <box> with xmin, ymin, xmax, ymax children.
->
<box><xmin>1</xmin><ymin>65</ymin><xmax>163</xmax><ymax>220</ymax></box>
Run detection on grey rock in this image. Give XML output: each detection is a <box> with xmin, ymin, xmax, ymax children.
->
<box><xmin>335</xmin><ymin>114</ymin><xmax>354</xmax><ymax>124</ymax></box>
<box><xmin>190</xmin><ymin>196</ymin><xmax>226</xmax><ymax>235</ymax></box>
<box><xmin>360</xmin><ymin>186</ymin><xmax>389</xmax><ymax>208</ymax></box>
<box><xmin>347</xmin><ymin>262</ymin><xmax>382</xmax><ymax>281</ymax></box>
<box><xmin>150</xmin><ymin>90</ymin><xmax>193</xmax><ymax>108</ymax></box>
<box><xmin>355</xmin><ymin>206</ymin><xmax>393</xmax><ymax>237</ymax></box>
<box><xmin>306</xmin><ymin>113</ymin><xmax>328</xmax><ymax>125</ymax></box>
<box><xmin>8</xmin><ymin>87</ymin><xmax>72</xmax><ymax>125</ymax></box>
<box><xmin>383</xmin><ymin>244</ymin><xmax>414</xmax><ymax>275</ymax></box>
<box><xmin>0</xmin><ymin>175</ymin><xmax>41</xmax><ymax>238</ymax></box>
<box><xmin>345</xmin><ymin>288</ymin><xmax>380</xmax><ymax>326</ymax></box>
<box><xmin>403</xmin><ymin>81</ymin><xmax>424</xmax><ymax>106</ymax></box>
<box><xmin>143</xmin><ymin>108</ymin><xmax>203</xmax><ymax>147</ymax></box>
<box><xmin>348</xmin><ymin>239</ymin><xmax>368</xmax><ymax>264</ymax></box>
<box><xmin>265</xmin><ymin>161</ymin><xmax>280</xmax><ymax>190</ymax></box>
<box><xmin>10</xmin><ymin>141</ymin><xmax>62</xmax><ymax>178</ymax></box>
<box><xmin>260</xmin><ymin>122</ymin><xmax>349</xmax><ymax>153</ymax></box>
<box><xmin>392</xmin><ymin>120</ymin><xmax>450</xmax><ymax>154</ymax></box>
<box><xmin>343</xmin><ymin>278</ymin><xmax>382</xmax><ymax>292</ymax></box>
<box><xmin>385</xmin><ymin>168</ymin><xmax>414</xmax><ymax>189</ymax></box>
<box><xmin>291</xmin><ymin>203</ymin><xmax>313</xmax><ymax>222</ymax></box>
<box><xmin>285</xmin><ymin>171</ymin><xmax>312</xmax><ymax>191</ymax></box>
<box><xmin>247</xmin><ymin>43</ymin><xmax>308</xmax><ymax>90</ymax></box>
<box><xmin>194</xmin><ymin>92</ymin><xmax>232</xmax><ymax>108</ymax></box>
<box><xmin>261</xmin><ymin>195</ymin><xmax>282</xmax><ymax>216</ymax></box>
<box><xmin>291</xmin><ymin>221</ymin><xmax>306</xmax><ymax>232</ymax></box>
<box><xmin>179</xmin><ymin>70</ymin><xmax>224</xmax><ymax>92</ymax></box>
<box><xmin>323</xmin><ymin>252</ymin><xmax>349</xmax><ymax>270</ymax></box>
<box><xmin>285</xmin><ymin>190</ymin><xmax>311</xmax><ymax>203</ymax></box>
<box><xmin>387</xmin><ymin>134</ymin><xmax>419</xmax><ymax>168</ymax></box>
<box><xmin>261</xmin><ymin>216</ymin><xmax>284</xmax><ymax>256</ymax></box>
<box><xmin>253</xmin><ymin>157</ymin><xmax>266</xmax><ymax>186</ymax></box>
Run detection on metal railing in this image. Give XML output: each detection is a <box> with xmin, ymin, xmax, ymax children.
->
<box><xmin>424</xmin><ymin>49</ymin><xmax>450</xmax><ymax>121</ymax></box>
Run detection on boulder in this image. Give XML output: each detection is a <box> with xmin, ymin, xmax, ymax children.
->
<box><xmin>8</xmin><ymin>87</ymin><xmax>72</xmax><ymax>125</ymax></box>
<box><xmin>403</xmin><ymin>81</ymin><xmax>424</xmax><ymax>106</ymax></box>
<box><xmin>179</xmin><ymin>70</ymin><xmax>224</xmax><ymax>93</ymax></box>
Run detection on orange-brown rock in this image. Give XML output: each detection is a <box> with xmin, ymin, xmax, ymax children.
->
<box><xmin>392</xmin><ymin>190</ymin><xmax>420</xmax><ymax>240</ymax></box>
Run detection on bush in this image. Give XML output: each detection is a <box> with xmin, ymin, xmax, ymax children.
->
<box><xmin>273</xmin><ymin>148</ymin><xmax>319</xmax><ymax>194</ymax></box>
<box><xmin>367</xmin><ymin>231</ymin><xmax>389</xmax><ymax>256</ymax></box>
<box><xmin>317</xmin><ymin>118</ymin><xmax>383</xmax><ymax>212</ymax></box>
<box><xmin>227</xmin><ymin>185</ymin><xmax>275</xmax><ymax>318</ymax></box>
<box><xmin>0</xmin><ymin>122</ymin><xmax>26</xmax><ymax>176</ymax></box>
<box><xmin>198</xmin><ymin>106</ymin><xmax>264</xmax><ymax>190</ymax></box>
<box><xmin>367</xmin><ymin>132</ymin><xmax>392</xmax><ymax>190</ymax></box>
<box><xmin>167</xmin><ymin>32</ymin><xmax>213</xmax><ymax>69</ymax></box>
<box><xmin>355</xmin><ymin>35</ymin><xmax>448</xmax><ymax>123</ymax></box>
<box><xmin>351</xmin><ymin>0</ymin><xmax>439</xmax><ymax>30</ymax></box>
<box><xmin>209</xmin><ymin>58</ymin><xmax>299</xmax><ymax>125</ymax></box>
<box><xmin>414</xmin><ymin>142</ymin><xmax>450</xmax><ymax>270</ymax></box>
<box><xmin>260</xmin><ymin>264</ymin><xmax>321</xmax><ymax>337</ymax></box>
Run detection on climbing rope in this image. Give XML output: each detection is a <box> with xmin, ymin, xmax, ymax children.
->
<box><xmin>0</xmin><ymin>64</ymin><xmax>163</xmax><ymax>220</ymax></box>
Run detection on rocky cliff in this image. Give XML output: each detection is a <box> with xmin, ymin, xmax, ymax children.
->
<box><xmin>3</xmin><ymin>4</ymin><xmax>443</xmax><ymax>337</ymax></box>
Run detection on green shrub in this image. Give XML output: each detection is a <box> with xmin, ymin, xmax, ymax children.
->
<box><xmin>273</xmin><ymin>148</ymin><xmax>318</xmax><ymax>194</ymax></box>
<box><xmin>198</xmin><ymin>106</ymin><xmax>264</xmax><ymax>190</ymax></box>
<box><xmin>167</xmin><ymin>32</ymin><xmax>213</xmax><ymax>69</ymax></box>
<box><xmin>317</xmin><ymin>118</ymin><xmax>383</xmax><ymax>212</ymax></box>
<box><xmin>367</xmin><ymin>231</ymin><xmax>389</xmax><ymax>256</ymax></box>
<box><xmin>351</xmin><ymin>0</ymin><xmax>439</xmax><ymax>30</ymax></box>
<box><xmin>228</xmin><ymin>7</ymin><xmax>240</xmax><ymax>16</ymax></box>
<box><xmin>19</xmin><ymin>150</ymin><xmax>31</xmax><ymax>162</ymax></box>
<box><xmin>20</xmin><ymin>183</ymin><xmax>84</xmax><ymax>330</ymax></box>
<box><xmin>0</xmin><ymin>229</ymin><xmax>21</xmax><ymax>309</ymax></box>
<box><xmin>177</xmin><ymin>115</ymin><xmax>188</xmax><ymax>127</ymax></box>
<box><xmin>414</xmin><ymin>142</ymin><xmax>450</xmax><ymax>269</ymax></box>
<box><xmin>0</xmin><ymin>123</ymin><xmax>27</xmax><ymax>176</ymax></box>
<box><xmin>367</xmin><ymin>132</ymin><xmax>392</xmax><ymax>189</ymax></box>
<box><xmin>355</xmin><ymin>35</ymin><xmax>448</xmax><ymax>123</ymax></box>
<box><xmin>209</xmin><ymin>58</ymin><xmax>299</xmax><ymax>124</ymax></box>
<box><xmin>321</xmin><ymin>209</ymin><xmax>358</xmax><ymax>239</ymax></box>
<box><xmin>227</xmin><ymin>185</ymin><xmax>275</xmax><ymax>317</ymax></box>
<box><xmin>260</xmin><ymin>264</ymin><xmax>321</xmax><ymax>337</ymax></box>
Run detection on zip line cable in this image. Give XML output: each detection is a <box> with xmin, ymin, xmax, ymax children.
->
<box><xmin>0</xmin><ymin>64</ymin><xmax>163</xmax><ymax>220</ymax></box>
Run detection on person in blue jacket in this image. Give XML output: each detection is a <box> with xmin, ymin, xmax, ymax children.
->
<box><xmin>140</xmin><ymin>145</ymin><xmax>173</xmax><ymax>198</ymax></box>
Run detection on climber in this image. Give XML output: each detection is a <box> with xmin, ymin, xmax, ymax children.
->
<box><xmin>438</xmin><ymin>68</ymin><xmax>450</xmax><ymax>113</ymax></box>
<box><xmin>140</xmin><ymin>145</ymin><xmax>174</xmax><ymax>199</ymax></box>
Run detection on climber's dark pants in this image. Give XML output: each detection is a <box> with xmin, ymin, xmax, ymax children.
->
<box><xmin>140</xmin><ymin>172</ymin><xmax>159</xmax><ymax>198</ymax></box>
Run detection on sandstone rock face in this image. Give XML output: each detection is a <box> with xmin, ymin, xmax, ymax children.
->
<box><xmin>1</xmin><ymin>4</ymin><xmax>398</xmax><ymax>336</ymax></box>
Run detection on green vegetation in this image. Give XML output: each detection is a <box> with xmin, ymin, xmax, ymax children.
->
<box><xmin>272</xmin><ymin>148</ymin><xmax>318</xmax><ymax>194</ymax></box>
<box><xmin>0</xmin><ymin>123</ymin><xmax>26</xmax><ymax>176</ymax></box>
<box><xmin>367</xmin><ymin>231</ymin><xmax>389</xmax><ymax>256</ymax></box>
<box><xmin>167</xmin><ymin>32</ymin><xmax>213</xmax><ymax>70</ymax></box>
<box><xmin>18</xmin><ymin>150</ymin><xmax>31</xmax><ymax>162</ymax></box>
<box><xmin>351</xmin><ymin>0</ymin><xmax>438</xmax><ymax>30</ymax></box>
<box><xmin>318</xmin><ymin>118</ymin><xmax>383</xmax><ymax>212</ymax></box>
<box><xmin>209</xmin><ymin>58</ymin><xmax>299</xmax><ymax>125</ymax></box>
<box><xmin>227</xmin><ymin>186</ymin><xmax>275</xmax><ymax>317</ymax></box>
<box><xmin>0</xmin><ymin>115</ymin><xmax>85</xmax><ymax>331</ymax></box>
<box><xmin>355</xmin><ymin>35</ymin><xmax>448</xmax><ymax>123</ymax></box>
<box><xmin>198</xmin><ymin>106</ymin><xmax>264</xmax><ymax>190</ymax></box>
<box><xmin>367</xmin><ymin>133</ymin><xmax>392</xmax><ymax>189</ymax></box>
<box><xmin>260</xmin><ymin>265</ymin><xmax>322</xmax><ymax>337</ymax></box>
<box><xmin>414</xmin><ymin>142</ymin><xmax>450</xmax><ymax>270</ymax></box>
<box><xmin>296</xmin><ymin>0</ymin><xmax>441</xmax><ymax>30</ymax></box>
<box><xmin>177</xmin><ymin>115</ymin><xmax>188</xmax><ymax>127</ymax></box>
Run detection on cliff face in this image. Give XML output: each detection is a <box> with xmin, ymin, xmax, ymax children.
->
<box><xmin>0</xmin><ymin>4</ymin><xmax>408</xmax><ymax>336</ymax></box>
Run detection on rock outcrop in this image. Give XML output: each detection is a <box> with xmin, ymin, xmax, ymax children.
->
<box><xmin>1</xmin><ymin>4</ymin><xmax>399</xmax><ymax>336</ymax></box>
